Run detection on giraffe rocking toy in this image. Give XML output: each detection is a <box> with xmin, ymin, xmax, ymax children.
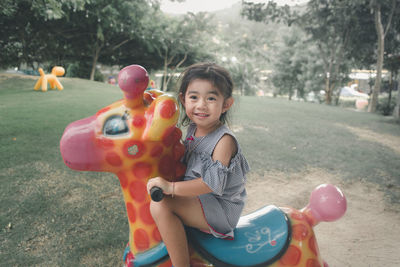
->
<box><xmin>60</xmin><ymin>64</ymin><xmax>347</xmax><ymax>267</ymax></box>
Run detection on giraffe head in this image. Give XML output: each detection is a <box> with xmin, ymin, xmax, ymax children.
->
<box><xmin>60</xmin><ymin>64</ymin><xmax>185</xmax><ymax>177</ymax></box>
<box><xmin>60</xmin><ymin>65</ymin><xmax>186</xmax><ymax>254</ymax></box>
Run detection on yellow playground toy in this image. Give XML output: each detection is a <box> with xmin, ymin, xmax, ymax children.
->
<box><xmin>34</xmin><ymin>66</ymin><xmax>65</xmax><ymax>92</ymax></box>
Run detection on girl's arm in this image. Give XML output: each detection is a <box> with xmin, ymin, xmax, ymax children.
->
<box><xmin>212</xmin><ymin>134</ymin><xmax>237</xmax><ymax>167</ymax></box>
<box><xmin>147</xmin><ymin>134</ymin><xmax>237</xmax><ymax>197</ymax></box>
<box><xmin>147</xmin><ymin>177</ymin><xmax>211</xmax><ymax>197</ymax></box>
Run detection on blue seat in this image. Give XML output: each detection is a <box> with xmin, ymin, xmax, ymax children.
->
<box><xmin>187</xmin><ymin>205</ymin><xmax>291</xmax><ymax>267</ymax></box>
<box><xmin>124</xmin><ymin>242</ymin><xmax>168</xmax><ymax>267</ymax></box>
<box><xmin>124</xmin><ymin>205</ymin><xmax>290</xmax><ymax>267</ymax></box>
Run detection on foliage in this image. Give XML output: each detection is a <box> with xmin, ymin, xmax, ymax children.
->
<box><xmin>269</xmin><ymin>26</ymin><xmax>325</xmax><ymax>100</ymax></box>
<box><xmin>241</xmin><ymin>0</ymin><xmax>400</xmax><ymax>109</ymax></box>
<box><xmin>0</xmin><ymin>0</ymin><xmax>212</xmax><ymax>81</ymax></box>
<box><xmin>147</xmin><ymin>12</ymin><xmax>215</xmax><ymax>90</ymax></box>
<box><xmin>211</xmin><ymin>4</ymin><xmax>277</xmax><ymax>95</ymax></box>
<box><xmin>376</xmin><ymin>94</ymin><xmax>397</xmax><ymax>116</ymax></box>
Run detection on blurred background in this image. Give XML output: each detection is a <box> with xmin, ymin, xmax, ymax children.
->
<box><xmin>1</xmin><ymin>0</ymin><xmax>399</xmax><ymax>116</ymax></box>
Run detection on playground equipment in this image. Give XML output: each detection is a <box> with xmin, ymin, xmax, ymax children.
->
<box><xmin>147</xmin><ymin>79</ymin><xmax>156</xmax><ymax>90</ymax></box>
<box><xmin>34</xmin><ymin>66</ymin><xmax>65</xmax><ymax>91</ymax></box>
<box><xmin>60</xmin><ymin>64</ymin><xmax>347</xmax><ymax>267</ymax></box>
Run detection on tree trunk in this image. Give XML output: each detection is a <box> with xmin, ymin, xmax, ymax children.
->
<box><xmin>369</xmin><ymin>4</ymin><xmax>384</xmax><ymax>113</ymax></box>
<box><xmin>386</xmin><ymin>71</ymin><xmax>393</xmax><ymax>115</ymax></box>
<box><xmin>320</xmin><ymin>44</ymin><xmax>334</xmax><ymax>105</ymax></box>
<box><xmin>325</xmin><ymin>72</ymin><xmax>331</xmax><ymax>104</ymax></box>
<box><xmin>164</xmin><ymin>53</ymin><xmax>187</xmax><ymax>91</ymax></box>
<box><xmin>394</xmin><ymin>81</ymin><xmax>400</xmax><ymax>119</ymax></box>
<box><xmin>90</xmin><ymin>43</ymin><xmax>103</xmax><ymax>81</ymax></box>
<box><xmin>162</xmin><ymin>49</ymin><xmax>169</xmax><ymax>91</ymax></box>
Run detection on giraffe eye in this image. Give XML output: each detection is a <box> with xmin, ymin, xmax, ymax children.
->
<box><xmin>103</xmin><ymin>115</ymin><xmax>129</xmax><ymax>136</ymax></box>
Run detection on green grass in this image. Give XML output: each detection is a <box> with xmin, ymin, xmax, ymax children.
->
<box><xmin>233</xmin><ymin>97</ymin><xmax>400</xmax><ymax>185</ymax></box>
<box><xmin>1</xmin><ymin>75</ymin><xmax>399</xmax><ymax>266</ymax></box>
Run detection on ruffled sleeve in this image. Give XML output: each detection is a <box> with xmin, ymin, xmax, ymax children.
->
<box><xmin>191</xmin><ymin>151</ymin><xmax>250</xmax><ymax>196</ymax></box>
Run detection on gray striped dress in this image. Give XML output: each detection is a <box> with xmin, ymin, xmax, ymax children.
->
<box><xmin>182</xmin><ymin>123</ymin><xmax>250</xmax><ymax>239</ymax></box>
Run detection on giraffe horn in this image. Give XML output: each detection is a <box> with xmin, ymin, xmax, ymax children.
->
<box><xmin>118</xmin><ymin>65</ymin><xmax>149</xmax><ymax>109</ymax></box>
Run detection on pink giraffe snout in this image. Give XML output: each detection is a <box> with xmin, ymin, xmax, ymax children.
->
<box><xmin>60</xmin><ymin>115</ymin><xmax>103</xmax><ymax>171</ymax></box>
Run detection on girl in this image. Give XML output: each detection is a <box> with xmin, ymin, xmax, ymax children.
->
<box><xmin>147</xmin><ymin>63</ymin><xmax>249</xmax><ymax>267</ymax></box>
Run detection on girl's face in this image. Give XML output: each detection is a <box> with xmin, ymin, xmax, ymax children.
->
<box><xmin>180</xmin><ymin>79</ymin><xmax>233</xmax><ymax>134</ymax></box>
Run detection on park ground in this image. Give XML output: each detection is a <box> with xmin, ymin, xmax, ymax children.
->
<box><xmin>1</xmin><ymin>74</ymin><xmax>399</xmax><ymax>266</ymax></box>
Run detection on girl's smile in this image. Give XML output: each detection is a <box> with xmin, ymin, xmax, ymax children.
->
<box><xmin>180</xmin><ymin>79</ymin><xmax>233</xmax><ymax>136</ymax></box>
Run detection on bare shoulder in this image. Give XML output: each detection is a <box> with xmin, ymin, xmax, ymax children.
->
<box><xmin>212</xmin><ymin>134</ymin><xmax>238</xmax><ymax>166</ymax></box>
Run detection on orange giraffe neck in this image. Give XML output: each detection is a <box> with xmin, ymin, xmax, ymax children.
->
<box><xmin>60</xmin><ymin>65</ymin><xmax>186</xmax><ymax>256</ymax></box>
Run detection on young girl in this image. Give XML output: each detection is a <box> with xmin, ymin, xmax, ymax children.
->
<box><xmin>146</xmin><ymin>63</ymin><xmax>249</xmax><ymax>267</ymax></box>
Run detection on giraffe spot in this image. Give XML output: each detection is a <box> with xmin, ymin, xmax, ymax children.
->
<box><xmin>132</xmin><ymin>162</ymin><xmax>152</xmax><ymax>179</ymax></box>
<box><xmin>129</xmin><ymin>180</ymin><xmax>147</xmax><ymax>202</ymax></box>
<box><xmin>171</xmin><ymin>128</ymin><xmax>182</xmax><ymax>144</ymax></box>
<box><xmin>161</xmin><ymin>126</ymin><xmax>176</xmax><ymax>147</ymax></box>
<box><xmin>117</xmin><ymin>171</ymin><xmax>129</xmax><ymax>188</ymax></box>
<box><xmin>139</xmin><ymin>203</ymin><xmax>154</xmax><ymax>224</ymax></box>
<box><xmin>291</xmin><ymin>211</ymin><xmax>306</xmax><ymax>221</ymax></box>
<box><xmin>279</xmin><ymin>245</ymin><xmax>301</xmax><ymax>265</ymax></box>
<box><xmin>132</xmin><ymin>114</ymin><xmax>146</xmax><ymax>128</ymax></box>
<box><xmin>105</xmin><ymin>152</ymin><xmax>122</xmax><ymax>166</ymax></box>
<box><xmin>123</xmin><ymin>140</ymin><xmax>145</xmax><ymax>159</ymax></box>
<box><xmin>162</xmin><ymin>127</ymin><xmax>181</xmax><ymax>147</ymax></box>
<box><xmin>159</xmin><ymin>258</ymin><xmax>172</xmax><ymax>267</ymax></box>
<box><xmin>134</xmin><ymin>228</ymin><xmax>150</xmax><ymax>251</ymax></box>
<box><xmin>306</xmin><ymin>259</ymin><xmax>322</xmax><ymax>267</ymax></box>
<box><xmin>173</xmin><ymin>143</ymin><xmax>185</xmax><ymax>161</ymax></box>
<box><xmin>152</xmin><ymin>227</ymin><xmax>162</xmax><ymax>242</ymax></box>
<box><xmin>95</xmin><ymin>137</ymin><xmax>114</xmax><ymax>149</ymax></box>
<box><xmin>292</xmin><ymin>223</ymin><xmax>309</xmax><ymax>241</ymax></box>
<box><xmin>150</xmin><ymin>145</ymin><xmax>163</xmax><ymax>158</ymax></box>
<box><xmin>175</xmin><ymin>162</ymin><xmax>186</xmax><ymax>179</ymax></box>
<box><xmin>96</xmin><ymin>106</ymin><xmax>111</xmax><ymax>116</ymax></box>
<box><xmin>159</xmin><ymin>155</ymin><xmax>174</xmax><ymax>178</ymax></box>
<box><xmin>159</xmin><ymin>99</ymin><xmax>177</xmax><ymax>119</ymax></box>
<box><xmin>309</xmin><ymin>235</ymin><xmax>318</xmax><ymax>256</ymax></box>
<box><xmin>126</xmin><ymin>202</ymin><xmax>136</xmax><ymax>223</ymax></box>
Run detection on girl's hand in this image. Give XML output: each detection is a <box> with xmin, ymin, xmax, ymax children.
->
<box><xmin>147</xmin><ymin>177</ymin><xmax>174</xmax><ymax>196</ymax></box>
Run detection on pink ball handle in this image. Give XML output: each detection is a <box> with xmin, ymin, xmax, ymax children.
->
<box><xmin>308</xmin><ymin>184</ymin><xmax>347</xmax><ymax>222</ymax></box>
<box><xmin>118</xmin><ymin>65</ymin><xmax>149</xmax><ymax>99</ymax></box>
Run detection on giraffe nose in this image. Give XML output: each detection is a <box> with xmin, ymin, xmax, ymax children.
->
<box><xmin>60</xmin><ymin>115</ymin><xmax>103</xmax><ymax>171</ymax></box>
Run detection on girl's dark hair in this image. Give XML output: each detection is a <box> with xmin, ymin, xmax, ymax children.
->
<box><xmin>177</xmin><ymin>62</ymin><xmax>234</xmax><ymax>126</ymax></box>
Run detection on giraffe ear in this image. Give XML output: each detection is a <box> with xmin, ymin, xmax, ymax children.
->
<box><xmin>142</xmin><ymin>93</ymin><xmax>179</xmax><ymax>141</ymax></box>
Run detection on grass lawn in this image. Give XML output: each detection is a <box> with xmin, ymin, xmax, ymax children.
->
<box><xmin>1</xmin><ymin>74</ymin><xmax>399</xmax><ymax>266</ymax></box>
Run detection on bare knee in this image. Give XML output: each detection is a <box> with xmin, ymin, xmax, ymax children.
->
<box><xmin>150</xmin><ymin>198</ymin><xmax>173</xmax><ymax>222</ymax></box>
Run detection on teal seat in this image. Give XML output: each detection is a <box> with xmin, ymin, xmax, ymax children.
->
<box><xmin>123</xmin><ymin>242</ymin><xmax>168</xmax><ymax>267</ymax></box>
<box><xmin>187</xmin><ymin>205</ymin><xmax>291</xmax><ymax>267</ymax></box>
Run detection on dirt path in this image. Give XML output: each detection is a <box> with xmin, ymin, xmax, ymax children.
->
<box><xmin>243</xmin><ymin>168</ymin><xmax>400</xmax><ymax>267</ymax></box>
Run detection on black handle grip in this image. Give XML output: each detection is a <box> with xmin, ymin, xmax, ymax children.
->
<box><xmin>150</xmin><ymin>186</ymin><xmax>164</xmax><ymax>202</ymax></box>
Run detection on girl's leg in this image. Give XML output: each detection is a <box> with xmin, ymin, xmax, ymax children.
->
<box><xmin>150</xmin><ymin>196</ymin><xmax>209</xmax><ymax>267</ymax></box>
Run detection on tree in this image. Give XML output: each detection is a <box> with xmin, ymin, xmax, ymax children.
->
<box><xmin>61</xmin><ymin>0</ymin><xmax>159</xmax><ymax>80</ymax></box>
<box><xmin>242</xmin><ymin>0</ymin><xmax>357</xmax><ymax>104</ymax></box>
<box><xmin>241</xmin><ymin>0</ymin><xmax>400</xmax><ymax>108</ymax></box>
<box><xmin>0</xmin><ymin>0</ymin><xmax>88</xmax><ymax>69</ymax></box>
<box><xmin>367</xmin><ymin>0</ymin><xmax>397</xmax><ymax>112</ymax></box>
<box><xmin>211</xmin><ymin>3</ymin><xmax>274</xmax><ymax>95</ymax></box>
<box><xmin>148</xmin><ymin>12</ymin><xmax>214</xmax><ymax>91</ymax></box>
<box><xmin>271</xmin><ymin>27</ymin><xmax>325</xmax><ymax>100</ymax></box>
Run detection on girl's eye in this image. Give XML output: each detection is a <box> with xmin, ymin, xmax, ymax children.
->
<box><xmin>208</xmin><ymin>96</ymin><xmax>217</xmax><ymax>101</ymax></box>
<box><xmin>189</xmin><ymin>95</ymin><xmax>197</xmax><ymax>100</ymax></box>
